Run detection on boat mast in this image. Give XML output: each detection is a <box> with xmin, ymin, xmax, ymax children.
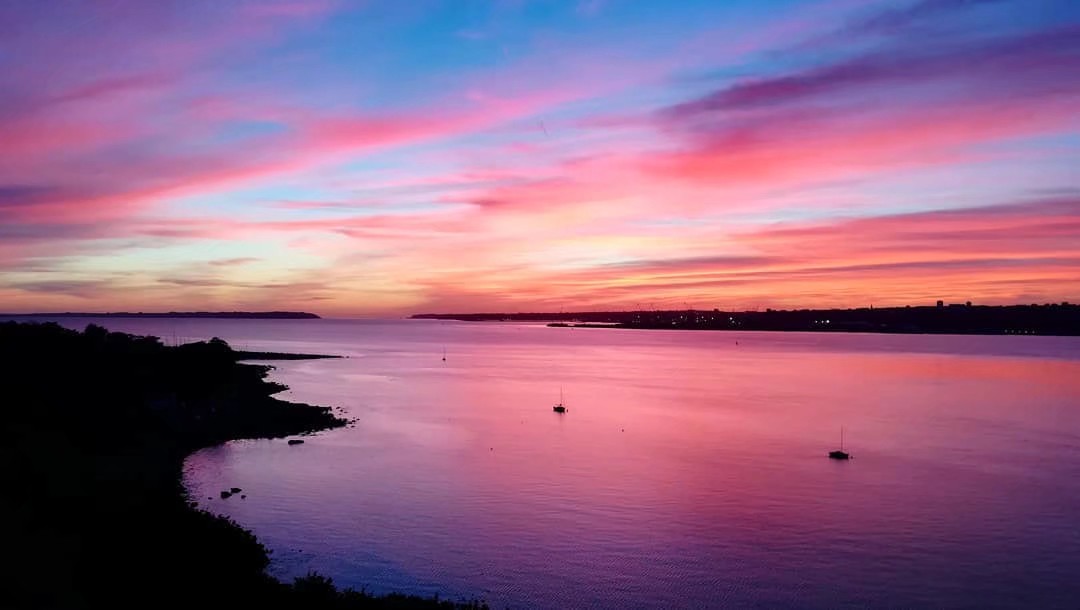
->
<box><xmin>841</xmin><ymin>426</ymin><xmax>845</xmax><ymax>451</ymax></box>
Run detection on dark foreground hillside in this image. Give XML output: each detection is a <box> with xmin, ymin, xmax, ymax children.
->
<box><xmin>0</xmin><ymin>322</ymin><xmax>485</xmax><ymax>610</ymax></box>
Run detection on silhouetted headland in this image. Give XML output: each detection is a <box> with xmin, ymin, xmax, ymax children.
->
<box><xmin>1</xmin><ymin>310</ymin><xmax>321</xmax><ymax>319</ymax></box>
<box><xmin>1</xmin><ymin>321</ymin><xmax>485</xmax><ymax>609</ymax></box>
<box><xmin>412</xmin><ymin>302</ymin><xmax>1080</xmax><ymax>336</ymax></box>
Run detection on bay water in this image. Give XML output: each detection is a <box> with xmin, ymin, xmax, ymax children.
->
<box><xmin>22</xmin><ymin>318</ymin><xmax>1080</xmax><ymax>608</ymax></box>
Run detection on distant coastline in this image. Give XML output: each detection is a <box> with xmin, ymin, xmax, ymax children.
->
<box><xmin>2</xmin><ymin>321</ymin><xmax>484</xmax><ymax>609</ymax></box>
<box><xmin>412</xmin><ymin>303</ymin><xmax>1080</xmax><ymax>336</ymax></box>
<box><xmin>1</xmin><ymin>311</ymin><xmax>321</xmax><ymax>319</ymax></box>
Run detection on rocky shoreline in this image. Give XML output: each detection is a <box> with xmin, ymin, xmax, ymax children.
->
<box><xmin>0</xmin><ymin>321</ymin><xmax>485</xmax><ymax>609</ymax></box>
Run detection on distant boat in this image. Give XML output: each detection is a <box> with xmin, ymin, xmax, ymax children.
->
<box><xmin>442</xmin><ymin>347</ymin><xmax>446</xmax><ymax>362</ymax></box>
<box><xmin>828</xmin><ymin>426</ymin><xmax>851</xmax><ymax>460</ymax></box>
<box><xmin>553</xmin><ymin>387</ymin><xmax>567</xmax><ymax>413</ymax></box>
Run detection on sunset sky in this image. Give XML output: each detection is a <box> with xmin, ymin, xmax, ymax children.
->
<box><xmin>2</xmin><ymin>0</ymin><xmax>1079</xmax><ymax>316</ymax></box>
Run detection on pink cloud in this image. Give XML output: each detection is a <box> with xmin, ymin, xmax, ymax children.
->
<box><xmin>4</xmin><ymin>1</ymin><xmax>1079</xmax><ymax>315</ymax></box>
<box><xmin>387</xmin><ymin>196</ymin><xmax>1080</xmax><ymax>312</ymax></box>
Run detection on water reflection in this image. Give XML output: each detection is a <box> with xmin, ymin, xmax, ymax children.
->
<box><xmin>42</xmin><ymin>318</ymin><xmax>1077</xmax><ymax>608</ymax></box>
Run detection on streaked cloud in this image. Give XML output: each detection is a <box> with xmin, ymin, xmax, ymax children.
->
<box><xmin>1</xmin><ymin>0</ymin><xmax>1078</xmax><ymax>314</ymax></box>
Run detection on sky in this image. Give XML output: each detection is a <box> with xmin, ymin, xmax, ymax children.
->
<box><xmin>1</xmin><ymin>0</ymin><xmax>1079</xmax><ymax>316</ymax></box>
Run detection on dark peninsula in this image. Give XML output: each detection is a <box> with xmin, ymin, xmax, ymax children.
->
<box><xmin>1</xmin><ymin>310</ymin><xmax>321</xmax><ymax>319</ymax></box>
<box><xmin>1</xmin><ymin>321</ymin><xmax>484</xmax><ymax>609</ymax></box>
<box><xmin>412</xmin><ymin>302</ymin><xmax>1080</xmax><ymax>336</ymax></box>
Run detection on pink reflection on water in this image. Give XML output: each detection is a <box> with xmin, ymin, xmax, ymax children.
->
<box><xmin>141</xmin><ymin>321</ymin><xmax>1080</xmax><ymax>607</ymax></box>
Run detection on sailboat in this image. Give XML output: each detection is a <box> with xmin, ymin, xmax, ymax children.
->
<box><xmin>553</xmin><ymin>388</ymin><xmax>567</xmax><ymax>413</ymax></box>
<box><xmin>828</xmin><ymin>426</ymin><xmax>851</xmax><ymax>460</ymax></box>
<box><xmin>442</xmin><ymin>347</ymin><xmax>446</xmax><ymax>362</ymax></box>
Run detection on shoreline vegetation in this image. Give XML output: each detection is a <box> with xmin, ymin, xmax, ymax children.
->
<box><xmin>412</xmin><ymin>302</ymin><xmax>1080</xmax><ymax>336</ymax></box>
<box><xmin>1</xmin><ymin>321</ymin><xmax>485</xmax><ymax>609</ymax></box>
<box><xmin>0</xmin><ymin>311</ymin><xmax>321</xmax><ymax>319</ymax></box>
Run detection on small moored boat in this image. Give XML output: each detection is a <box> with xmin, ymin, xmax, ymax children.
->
<box><xmin>828</xmin><ymin>426</ymin><xmax>851</xmax><ymax>460</ymax></box>
<box><xmin>553</xmin><ymin>388</ymin><xmax>567</xmax><ymax>413</ymax></box>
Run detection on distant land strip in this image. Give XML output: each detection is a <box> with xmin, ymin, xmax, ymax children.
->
<box><xmin>234</xmin><ymin>350</ymin><xmax>342</xmax><ymax>360</ymax></box>
<box><xmin>412</xmin><ymin>303</ymin><xmax>1080</xmax><ymax>336</ymax></box>
<box><xmin>0</xmin><ymin>311</ymin><xmax>320</xmax><ymax>319</ymax></box>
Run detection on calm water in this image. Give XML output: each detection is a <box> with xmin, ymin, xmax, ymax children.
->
<box><xmin>22</xmin><ymin>318</ymin><xmax>1080</xmax><ymax>608</ymax></box>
